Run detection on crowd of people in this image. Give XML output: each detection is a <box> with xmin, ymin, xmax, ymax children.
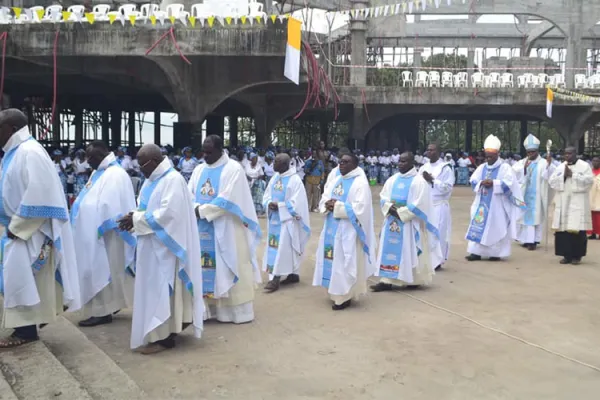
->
<box><xmin>1</xmin><ymin>107</ymin><xmax>599</xmax><ymax>356</ymax></box>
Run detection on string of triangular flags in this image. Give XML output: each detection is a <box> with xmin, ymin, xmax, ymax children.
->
<box><xmin>326</xmin><ymin>0</ymin><xmax>470</xmax><ymax>20</ymax></box>
<box><xmin>547</xmin><ymin>84</ymin><xmax>600</xmax><ymax>105</ymax></box>
<box><xmin>0</xmin><ymin>6</ymin><xmax>291</xmax><ymax>27</ymax></box>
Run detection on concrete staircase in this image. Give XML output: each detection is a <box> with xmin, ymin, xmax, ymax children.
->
<box><xmin>0</xmin><ymin>317</ymin><xmax>146</xmax><ymax>400</ymax></box>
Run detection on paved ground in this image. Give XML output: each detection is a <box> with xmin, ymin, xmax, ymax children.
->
<box><xmin>12</xmin><ymin>186</ymin><xmax>600</xmax><ymax>399</ymax></box>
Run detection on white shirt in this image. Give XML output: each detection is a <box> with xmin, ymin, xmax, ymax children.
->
<box><xmin>457</xmin><ymin>158</ymin><xmax>472</xmax><ymax>168</ymax></box>
<box><xmin>264</xmin><ymin>162</ymin><xmax>275</xmax><ymax>178</ymax></box>
<box><xmin>390</xmin><ymin>154</ymin><xmax>400</xmax><ymax>163</ymax></box>
<box><xmin>73</xmin><ymin>159</ymin><xmax>90</xmax><ymax>174</ymax></box>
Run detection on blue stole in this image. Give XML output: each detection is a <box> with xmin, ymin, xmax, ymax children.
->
<box><xmin>70</xmin><ymin>161</ymin><xmax>118</xmax><ymax>224</ymax></box>
<box><xmin>466</xmin><ymin>164</ymin><xmax>500</xmax><ymax>243</ymax></box>
<box><xmin>523</xmin><ymin>160</ymin><xmax>539</xmax><ymax>226</ymax></box>
<box><xmin>195</xmin><ymin>165</ymin><xmax>228</xmax><ymax>299</ymax></box>
<box><xmin>321</xmin><ymin>176</ymin><xmax>356</xmax><ymax>288</ymax></box>
<box><xmin>265</xmin><ymin>174</ymin><xmax>290</xmax><ymax>274</ymax></box>
<box><xmin>0</xmin><ymin>137</ymin><xmax>58</xmax><ymax>294</ymax></box>
<box><xmin>138</xmin><ymin>168</ymin><xmax>173</xmax><ymax>211</ymax></box>
<box><xmin>378</xmin><ymin>175</ymin><xmax>414</xmax><ymax>279</ymax></box>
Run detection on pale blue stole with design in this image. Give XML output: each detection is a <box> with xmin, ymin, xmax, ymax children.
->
<box><xmin>378</xmin><ymin>175</ymin><xmax>414</xmax><ymax>279</ymax></box>
<box><xmin>265</xmin><ymin>174</ymin><xmax>290</xmax><ymax>274</ymax></box>
<box><xmin>523</xmin><ymin>160</ymin><xmax>539</xmax><ymax>226</ymax></box>
<box><xmin>321</xmin><ymin>176</ymin><xmax>356</xmax><ymax>288</ymax></box>
<box><xmin>466</xmin><ymin>164</ymin><xmax>500</xmax><ymax>243</ymax></box>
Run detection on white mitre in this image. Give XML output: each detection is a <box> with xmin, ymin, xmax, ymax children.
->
<box><xmin>483</xmin><ymin>134</ymin><xmax>501</xmax><ymax>153</ymax></box>
<box><xmin>523</xmin><ymin>134</ymin><xmax>540</xmax><ymax>151</ymax></box>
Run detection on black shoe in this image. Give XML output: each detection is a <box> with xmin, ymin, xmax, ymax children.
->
<box><xmin>588</xmin><ymin>234</ymin><xmax>597</xmax><ymax>240</ymax></box>
<box><xmin>281</xmin><ymin>274</ymin><xmax>300</xmax><ymax>285</ymax></box>
<box><xmin>465</xmin><ymin>254</ymin><xmax>482</xmax><ymax>261</ymax></box>
<box><xmin>571</xmin><ymin>258</ymin><xmax>582</xmax><ymax>265</ymax></box>
<box><xmin>488</xmin><ymin>257</ymin><xmax>501</xmax><ymax>261</ymax></box>
<box><xmin>78</xmin><ymin>315</ymin><xmax>113</xmax><ymax>327</ymax></box>
<box><xmin>332</xmin><ymin>300</ymin><xmax>352</xmax><ymax>311</ymax></box>
<box><xmin>370</xmin><ymin>282</ymin><xmax>393</xmax><ymax>292</ymax></box>
<box><xmin>559</xmin><ymin>258</ymin><xmax>572</xmax><ymax>265</ymax></box>
<box><xmin>435</xmin><ymin>265</ymin><xmax>442</xmax><ymax>271</ymax></box>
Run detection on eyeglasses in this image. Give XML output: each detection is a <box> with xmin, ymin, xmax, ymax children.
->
<box><xmin>140</xmin><ymin>159</ymin><xmax>155</xmax><ymax>169</ymax></box>
<box><xmin>339</xmin><ymin>159</ymin><xmax>350</xmax><ymax>165</ymax></box>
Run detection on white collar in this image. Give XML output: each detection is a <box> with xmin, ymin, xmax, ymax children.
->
<box><xmin>341</xmin><ymin>166</ymin><xmax>362</xmax><ymax>179</ymax></box>
<box><xmin>281</xmin><ymin>168</ymin><xmax>295</xmax><ymax>177</ymax></box>
<box><xmin>148</xmin><ymin>157</ymin><xmax>171</xmax><ymax>181</ymax></box>
<box><xmin>2</xmin><ymin>126</ymin><xmax>31</xmax><ymax>153</ymax></box>
<box><xmin>98</xmin><ymin>153</ymin><xmax>116</xmax><ymax>170</ymax></box>
<box><xmin>398</xmin><ymin>167</ymin><xmax>418</xmax><ymax>178</ymax></box>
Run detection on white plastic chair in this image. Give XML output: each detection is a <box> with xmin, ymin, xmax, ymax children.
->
<box><xmin>471</xmin><ymin>72</ymin><xmax>484</xmax><ymax>88</ymax></box>
<box><xmin>401</xmin><ymin>71</ymin><xmax>413</xmax><ymax>87</ymax></box>
<box><xmin>454</xmin><ymin>72</ymin><xmax>467</xmax><ymax>88</ymax></box>
<box><xmin>141</xmin><ymin>4</ymin><xmax>159</xmax><ymax>17</ymax></box>
<box><xmin>574</xmin><ymin>74</ymin><xmax>587</xmax><ymax>89</ymax></box>
<box><xmin>548</xmin><ymin>75</ymin><xmax>556</xmax><ymax>86</ymax></box>
<box><xmin>522</xmin><ymin>73</ymin><xmax>534</xmax><ymax>88</ymax></box>
<box><xmin>191</xmin><ymin>3</ymin><xmax>212</xmax><ymax>18</ymax></box>
<box><xmin>249</xmin><ymin>2</ymin><xmax>266</xmax><ymax>18</ymax></box>
<box><xmin>441</xmin><ymin>71</ymin><xmax>453</xmax><ymax>87</ymax></box>
<box><xmin>415</xmin><ymin>71</ymin><xmax>429</xmax><ymax>87</ymax></box>
<box><xmin>28</xmin><ymin>6</ymin><xmax>44</xmax><ymax>22</ymax></box>
<box><xmin>553</xmin><ymin>74</ymin><xmax>565</xmax><ymax>88</ymax></box>
<box><xmin>500</xmin><ymin>73</ymin><xmax>513</xmax><ymax>88</ymax></box>
<box><xmin>589</xmin><ymin>74</ymin><xmax>600</xmax><ymax>89</ymax></box>
<box><xmin>538</xmin><ymin>73</ymin><xmax>548</xmax><ymax>86</ymax></box>
<box><xmin>517</xmin><ymin>75</ymin><xmax>527</xmax><ymax>88</ymax></box>
<box><xmin>43</xmin><ymin>5</ymin><xmax>63</xmax><ymax>21</ymax></box>
<box><xmin>483</xmin><ymin>75</ymin><xmax>492</xmax><ymax>88</ymax></box>
<box><xmin>429</xmin><ymin>71</ymin><xmax>440</xmax><ymax>88</ymax></box>
<box><xmin>119</xmin><ymin>4</ymin><xmax>141</xmax><ymax>18</ymax></box>
<box><xmin>489</xmin><ymin>72</ymin><xmax>500</xmax><ymax>88</ymax></box>
<box><xmin>67</xmin><ymin>5</ymin><xmax>85</xmax><ymax>20</ymax></box>
<box><xmin>166</xmin><ymin>3</ymin><xmax>185</xmax><ymax>18</ymax></box>
<box><xmin>0</xmin><ymin>7</ymin><xmax>12</xmax><ymax>23</ymax></box>
<box><xmin>531</xmin><ymin>75</ymin><xmax>542</xmax><ymax>88</ymax></box>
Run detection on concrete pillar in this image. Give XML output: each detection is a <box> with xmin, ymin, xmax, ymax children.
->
<box><xmin>229</xmin><ymin>116</ymin><xmax>239</xmax><ymax>148</ymax></box>
<box><xmin>101</xmin><ymin>111</ymin><xmax>109</xmax><ymax>144</ymax></box>
<box><xmin>413</xmin><ymin>49</ymin><xmax>422</xmax><ymax>74</ymax></box>
<box><xmin>128</xmin><ymin>111</ymin><xmax>136</xmax><ymax>148</ymax></box>
<box><xmin>74</xmin><ymin>108</ymin><xmax>83</xmax><ymax>147</ymax></box>
<box><xmin>254</xmin><ymin>113</ymin><xmax>272</xmax><ymax>148</ymax></box>
<box><xmin>154</xmin><ymin>111</ymin><xmax>161</xmax><ymax>145</ymax></box>
<box><xmin>467</xmin><ymin>49</ymin><xmax>475</xmax><ymax>88</ymax></box>
<box><xmin>520</xmin><ymin>119</ymin><xmax>528</xmax><ymax>156</ymax></box>
<box><xmin>566</xmin><ymin>34</ymin><xmax>586</xmax><ymax>89</ymax></box>
<box><xmin>52</xmin><ymin>111</ymin><xmax>60</xmax><ymax>147</ymax></box>
<box><xmin>349</xmin><ymin>105</ymin><xmax>366</xmax><ymax>150</ymax></box>
<box><xmin>173</xmin><ymin>121</ymin><xmax>202</xmax><ymax>150</ymax></box>
<box><xmin>263</xmin><ymin>0</ymin><xmax>273</xmax><ymax>14</ymax></box>
<box><xmin>350</xmin><ymin>0</ymin><xmax>368</xmax><ymax>87</ymax></box>
<box><xmin>206</xmin><ymin>115</ymin><xmax>224</xmax><ymax>137</ymax></box>
<box><xmin>110</xmin><ymin>110</ymin><xmax>121</xmax><ymax>148</ymax></box>
<box><xmin>578</xmin><ymin>135</ymin><xmax>585</xmax><ymax>154</ymax></box>
<box><xmin>319</xmin><ymin>119</ymin><xmax>329</xmax><ymax>147</ymax></box>
<box><xmin>465</xmin><ymin>119</ymin><xmax>473</xmax><ymax>152</ymax></box>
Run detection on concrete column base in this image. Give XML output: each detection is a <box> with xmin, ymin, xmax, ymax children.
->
<box><xmin>173</xmin><ymin>121</ymin><xmax>203</xmax><ymax>150</ymax></box>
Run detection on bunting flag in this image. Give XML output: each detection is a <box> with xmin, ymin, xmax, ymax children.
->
<box><xmin>284</xmin><ymin>17</ymin><xmax>301</xmax><ymax>85</ymax></box>
<box><xmin>546</xmin><ymin>88</ymin><xmax>553</xmax><ymax>119</ymax></box>
<box><xmin>547</xmin><ymin>84</ymin><xmax>600</xmax><ymax>105</ymax></box>
<box><xmin>85</xmin><ymin>12</ymin><xmax>95</xmax><ymax>24</ymax></box>
<box><xmin>226</xmin><ymin>16</ymin><xmax>232</xmax><ymax>25</ymax></box>
<box><xmin>150</xmin><ymin>15</ymin><xmax>157</xmax><ymax>25</ymax></box>
<box><xmin>129</xmin><ymin>14</ymin><xmax>136</xmax><ymax>26</ymax></box>
<box><xmin>35</xmin><ymin>8</ymin><xmax>44</xmax><ymax>21</ymax></box>
<box><xmin>188</xmin><ymin>15</ymin><xmax>196</xmax><ymax>27</ymax></box>
<box><xmin>108</xmin><ymin>13</ymin><xmax>117</xmax><ymax>24</ymax></box>
<box><xmin>62</xmin><ymin>11</ymin><xmax>71</xmax><ymax>21</ymax></box>
<box><xmin>207</xmin><ymin>15</ymin><xmax>215</xmax><ymax>27</ymax></box>
<box><xmin>240</xmin><ymin>15</ymin><xmax>247</xmax><ymax>25</ymax></box>
<box><xmin>11</xmin><ymin>7</ymin><xmax>22</xmax><ymax>19</ymax></box>
<box><xmin>169</xmin><ymin>15</ymin><xmax>175</xmax><ymax>24</ymax></box>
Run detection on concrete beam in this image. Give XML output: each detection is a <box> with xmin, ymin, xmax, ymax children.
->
<box><xmin>3</xmin><ymin>24</ymin><xmax>286</xmax><ymax>57</ymax></box>
<box><xmin>523</xmin><ymin>21</ymin><xmax>557</xmax><ymax>54</ymax></box>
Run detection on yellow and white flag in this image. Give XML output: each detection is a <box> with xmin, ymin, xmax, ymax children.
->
<box><xmin>284</xmin><ymin>17</ymin><xmax>301</xmax><ymax>85</ymax></box>
<box><xmin>546</xmin><ymin>87</ymin><xmax>553</xmax><ymax>118</ymax></box>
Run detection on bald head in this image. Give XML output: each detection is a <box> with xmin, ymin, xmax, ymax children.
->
<box><xmin>137</xmin><ymin>144</ymin><xmax>164</xmax><ymax>178</ymax></box>
<box><xmin>398</xmin><ymin>151</ymin><xmax>414</xmax><ymax>173</ymax></box>
<box><xmin>0</xmin><ymin>108</ymin><xmax>28</xmax><ymax>148</ymax></box>
<box><xmin>274</xmin><ymin>152</ymin><xmax>290</xmax><ymax>174</ymax></box>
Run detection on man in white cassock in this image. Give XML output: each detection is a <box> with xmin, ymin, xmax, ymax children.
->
<box><xmin>548</xmin><ymin>146</ymin><xmax>594</xmax><ymax>265</ymax></box>
<box><xmin>465</xmin><ymin>135</ymin><xmax>525</xmax><ymax>261</ymax></box>
<box><xmin>313</xmin><ymin>151</ymin><xmax>376</xmax><ymax>311</ymax></box>
<box><xmin>371</xmin><ymin>152</ymin><xmax>441</xmax><ymax>291</ymax></box>
<box><xmin>188</xmin><ymin>135</ymin><xmax>261</xmax><ymax>324</ymax></box>
<box><xmin>117</xmin><ymin>144</ymin><xmax>203</xmax><ymax>355</ymax></box>
<box><xmin>512</xmin><ymin>134</ymin><xmax>555</xmax><ymax>251</ymax></box>
<box><xmin>71</xmin><ymin>141</ymin><xmax>136</xmax><ymax>327</ymax></box>
<box><xmin>262</xmin><ymin>153</ymin><xmax>311</xmax><ymax>293</ymax></box>
<box><xmin>0</xmin><ymin>109</ymin><xmax>81</xmax><ymax>348</ymax></box>
<box><xmin>420</xmin><ymin>143</ymin><xmax>455</xmax><ymax>270</ymax></box>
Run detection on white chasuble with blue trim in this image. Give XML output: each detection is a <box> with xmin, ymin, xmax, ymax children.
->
<box><xmin>266</xmin><ymin>175</ymin><xmax>291</xmax><ymax>274</ymax></box>
<box><xmin>466</xmin><ymin>164</ymin><xmax>500</xmax><ymax>243</ymax></box>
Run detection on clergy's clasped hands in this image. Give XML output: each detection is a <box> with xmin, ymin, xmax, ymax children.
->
<box><xmin>481</xmin><ymin>179</ymin><xmax>494</xmax><ymax>188</ymax></box>
<box><xmin>565</xmin><ymin>166</ymin><xmax>573</xmax><ymax>178</ymax></box>
<box><xmin>268</xmin><ymin>202</ymin><xmax>279</xmax><ymax>211</ymax></box>
<box><xmin>325</xmin><ymin>199</ymin><xmax>337</xmax><ymax>212</ymax></box>
<box><xmin>117</xmin><ymin>212</ymin><xmax>134</xmax><ymax>232</ymax></box>
<box><xmin>422</xmin><ymin>171</ymin><xmax>434</xmax><ymax>185</ymax></box>
<box><xmin>388</xmin><ymin>204</ymin><xmax>400</xmax><ymax>220</ymax></box>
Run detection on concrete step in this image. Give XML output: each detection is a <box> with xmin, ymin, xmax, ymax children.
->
<box><xmin>0</xmin><ymin>340</ymin><xmax>94</xmax><ymax>400</ymax></box>
<box><xmin>42</xmin><ymin>316</ymin><xmax>146</xmax><ymax>400</ymax></box>
<box><xmin>0</xmin><ymin>365</ymin><xmax>18</xmax><ymax>400</ymax></box>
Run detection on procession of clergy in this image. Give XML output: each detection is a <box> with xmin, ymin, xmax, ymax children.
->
<box><xmin>0</xmin><ymin>108</ymin><xmax>596</xmax><ymax>353</ymax></box>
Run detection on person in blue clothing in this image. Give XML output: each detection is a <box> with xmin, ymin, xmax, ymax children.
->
<box><xmin>304</xmin><ymin>155</ymin><xmax>325</xmax><ymax>212</ymax></box>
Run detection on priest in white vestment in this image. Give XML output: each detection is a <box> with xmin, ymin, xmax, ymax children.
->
<box><xmin>262</xmin><ymin>153</ymin><xmax>311</xmax><ymax>293</ymax></box>
<box><xmin>188</xmin><ymin>135</ymin><xmax>261</xmax><ymax>324</ymax></box>
<box><xmin>0</xmin><ymin>109</ymin><xmax>81</xmax><ymax>348</ymax></box>
<box><xmin>371</xmin><ymin>152</ymin><xmax>441</xmax><ymax>291</ymax></box>
<box><xmin>548</xmin><ymin>146</ymin><xmax>594</xmax><ymax>265</ymax></box>
<box><xmin>512</xmin><ymin>134</ymin><xmax>555</xmax><ymax>251</ymax></box>
<box><xmin>313</xmin><ymin>151</ymin><xmax>376</xmax><ymax>311</ymax></box>
<box><xmin>71</xmin><ymin>141</ymin><xmax>136</xmax><ymax>327</ymax></box>
<box><xmin>420</xmin><ymin>143</ymin><xmax>455</xmax><ymax>270</ymax></box>
<box><xmin>465</xmin><ymin>135</ymin><xmax>525</xmax><ymax>261</ymax></box>
<box><xmin>118</xmin><ymin>144</ymin><xmax>203</xmax><ymax>354</ymax></box>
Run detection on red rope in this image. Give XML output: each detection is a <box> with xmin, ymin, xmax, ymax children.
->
<box><xmin>0</xmin><ymin>32</ymin><xmax>7</xmax><ymax>109</ymax></box>
<box><xmin>169</xmin><ymin>28</ymin><xmax>191</xmax><ymax>65</ymax></box>
<box><xmin>361</xmin><ymin>88</ymin><xmax>370</xmax><ymax>123</ymax></box>
<box><xmin>42</xmin><ymin>30</ymin><xmax>59</xmax><ymax>140</ymax></box>
<box><xmin>145</xmin><ymin>29</ymin><xmax>170</xmax><ymax>56</ymax></box>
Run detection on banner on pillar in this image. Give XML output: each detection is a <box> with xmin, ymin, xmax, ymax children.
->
<box><xmin>284</xmin><ymin>17</ymin><xmax>302</xmax><ymax>85</ymax></box>
<box><xmin>546</xmin><ymin>88</ymin><xmax>553</xmax><ymax>119</ymax></box>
